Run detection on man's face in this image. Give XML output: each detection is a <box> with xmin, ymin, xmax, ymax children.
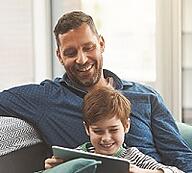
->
<box><xmin>57</xmin><ymin>23</ymin><xmax>105</xmax><ymax>88</ymax></box>
<box><xmin>85</xmin><ymin>116</ymin><xmax>129</xmax><ymax>156</ymax></box>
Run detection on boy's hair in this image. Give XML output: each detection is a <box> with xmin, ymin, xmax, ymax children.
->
<box><xmin>54</xmin><ymin>11</ymin><xmax>99</xmax><ymax>47</ymax></box>
<box><xmin>82</xmin><ymin>86</ymin><xmax>131</xmax><ymax>129</ymax></box>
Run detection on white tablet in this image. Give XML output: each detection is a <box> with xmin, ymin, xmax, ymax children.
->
<box><xmin>52</xmin><ymin>146</ymin><xmax>130</xmax><ymax>173</ymax></box>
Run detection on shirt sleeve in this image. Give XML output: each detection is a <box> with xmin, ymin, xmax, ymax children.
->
<box><xmin>0</xmin><ymin>84</ymin><xmax>48</xmax><ymax>125</ymax></box>
<box><xmin>160</xmin><ymin>167</ymin><xmax>184</xmax><ymax>173</ymax></box>
<box><xmin>125</xmin><ymin>82</ymin><xmax>192</xmax><ymax>172</ymax></box>
<box><xmin>150</xmin><ymin>90</ymin><xmax>192</xmax><ymax>169</ymax></box>
<box><xmin>125</xmin><ymin>147</ymin><xmax>184</xmax><ymax>173</ymax></box>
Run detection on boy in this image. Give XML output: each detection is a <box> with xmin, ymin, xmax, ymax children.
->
<box><xmin>45</xmin><ymin>86</ymin><xmax>183</xmax><ymax>173</ymax></box>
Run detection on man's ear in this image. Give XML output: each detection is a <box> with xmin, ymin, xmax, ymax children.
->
<box><xmin>56</xmin><ymin>49</ymin><xmax>64</xmax><ymax>65</ymax></box>
<box><xmin>99</xmin><ymin>35</ymin><xmax>105</xmax><ymax>53</ymax></box>
<box><xmin>124</xmin><ymin>118</ymin><xmax>131</xmax><ymax>133</ymax></box>
<box><xmin>83</xmin><ymin>122</ymin><xmax>90</xmax><ymax>136</ymax></box>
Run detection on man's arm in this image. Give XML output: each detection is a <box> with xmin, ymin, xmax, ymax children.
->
<box><xmin>0</xmin><ymin>84</ymin><xmax>46</xmax><ymax>124</ymax></box>
<box><xmin>150</xmin><ymin>91</ymin><xmax>192</xmax><ymax>171</ymax></box>
<box><xmin>123</xmin><ymin>82</ymin><xmax>192</xmax><ymax>172</ymax></box>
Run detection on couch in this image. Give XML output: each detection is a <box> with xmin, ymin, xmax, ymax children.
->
<box><xmin>176</xmin><ymin>122</ymin><xmax>192</xmax><ymax>149</ymax></box>
<box><xmin>0</xmin><ymin>116</ymin><xmax>191</xmax><ymax>173</ymax></box>
<box><xmin>0</xmin><ymin>116</ymin><xmax>50</xmax><ymax>173</ymax></box>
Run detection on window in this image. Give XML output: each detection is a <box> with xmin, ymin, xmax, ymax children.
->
<box><xmin>0</xmin><ymin>0</ymin><xmax>34</xmax><ymax>90</ymax></box>
<box><xmin>182</xmin><ymin>0</ymin><xmax>192</xmax><ymax>124</ymax></box>
<box><xmin>51</xmin><ymin>0</ymin><xmax>181</xmax><ymax>120</ymax></box>
<box><xmin>81</xmin><ymin>0</ymin><xmax>156</xmax><ymax>82</ymax></box>
<box><xmin>0</xmin><ymin>0</ymin><xmax>52</xmax><ymax>90</ymax></box>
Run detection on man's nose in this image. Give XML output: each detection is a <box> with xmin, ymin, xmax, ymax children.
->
<box><xmin>76</xmin><ymin>51</ymin><xmax>88</xmax><ymax>64</ymax></box>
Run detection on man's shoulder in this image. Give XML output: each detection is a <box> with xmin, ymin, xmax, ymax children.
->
<box><xmin>2</xmin><ymin>78</ymin><xmax>63</xmax><ymax>96</ymax></box>
<box><xmin>121</xmin><ymin>79</ymin><xmax>158</xmax><ymax>95</ymax></box>
<box><xmin>104</xmin><ymin>69</ymin><xmax>157</xmax><ymax>95</ymax></box>
<box><xmin>40</xmin><ymin>77</ymin><xmax>61</xmax><ymax>87</ymax></box>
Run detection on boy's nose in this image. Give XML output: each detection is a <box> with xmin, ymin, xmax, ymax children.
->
<box><xmin>101</xmin><ymin>132</ymin><xmax>111</xmax><ymax>142</ymax></box>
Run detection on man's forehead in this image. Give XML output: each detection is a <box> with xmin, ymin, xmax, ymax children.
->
<box><xmin>59</xmin><ymin>23</ymin><xmax>93</xmax><ymax>37</ymax></box>
<box><xmin>58</xmin><ymin>25</ymin><xmax>98</xmax><ymax>48</ymax></box>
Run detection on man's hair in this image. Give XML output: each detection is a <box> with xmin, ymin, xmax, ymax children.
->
<box><xmin>82</xmin><ymin>86</ymin><xmax>131</xmax><ymax>128</ymax></box>
<box><xmin>54</xmin><ymin>11</ymin><xmax>98</xmax><ymax>47</ymax></box>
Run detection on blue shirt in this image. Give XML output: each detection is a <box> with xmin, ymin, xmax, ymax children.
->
<box><xmin>0</xmin><ymin>69</ymin><xmax>191</xmax><ymax>172</ymax></box>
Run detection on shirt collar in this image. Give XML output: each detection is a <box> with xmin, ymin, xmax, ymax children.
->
<box><xmin>113</xmin><ymin>145</ymin><xmax>127</xmax><ymax>157</ymax></box>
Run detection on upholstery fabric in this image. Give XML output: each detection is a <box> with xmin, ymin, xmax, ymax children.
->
<box><xmin>0</xmin><ymin>116</ymin><xmax>42</xmax><ymax>156</ymax></box>
<box><xmin>176</xmin><ymin>122</ymin><xmax>192</xmax><ymax>150</ymax></box>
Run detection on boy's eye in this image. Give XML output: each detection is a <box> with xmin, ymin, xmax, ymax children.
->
<box><xmin>93</xmin><ymin>130</ymin><xmax>104</xmax><ymax>135</ymax></box>
<box><xmin>64</xmin><ymin>48</ymin><xmax>77</xmax><ymax>57</ymax></box>
<box><xmin>110</xmin><ymin>129</ymin><xmax>119</xmax><ymax>133</ymax></box>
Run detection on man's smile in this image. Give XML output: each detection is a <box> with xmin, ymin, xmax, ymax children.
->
<box><xmin>77</xmin><ymin>64</ymin><xmax>94</xmax><ymax>72</ymax></box>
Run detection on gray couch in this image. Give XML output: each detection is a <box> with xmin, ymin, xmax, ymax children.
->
<box><xmin>0</xmin><ymin>116</ymin><xmax>192</xmax><ymax>173</ymax></box>
<box><xmin>0</xmin><ymin>116</ymin><xmax>50</xmax><ymax>173</ymax></box>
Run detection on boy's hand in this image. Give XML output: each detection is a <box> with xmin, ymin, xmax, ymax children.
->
<box><xmin>44</xmin><ymin>156</ymin><xmax>64</xmax><ymax>169</ymax></box>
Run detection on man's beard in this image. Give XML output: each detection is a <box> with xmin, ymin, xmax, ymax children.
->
<box><xmin>67</xmin><ymin>55</ymin><xmax>103</xmax><ymax>89</ymax></box>
<box><xmin>71</xmin><ymin>65</ymin><xmax>102</xmax><ymax>88</ymax></box>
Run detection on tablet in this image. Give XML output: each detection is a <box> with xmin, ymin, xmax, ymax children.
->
<box><xmin>52</xmin><ymin>146</ymin><xmax>129</xmax><ymax>173</ymax></box>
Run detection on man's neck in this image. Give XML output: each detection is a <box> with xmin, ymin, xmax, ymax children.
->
<box><xmin>86</xmin><ymin>76</ymin><xmax>114</xmax><ymax>92</ymax></box>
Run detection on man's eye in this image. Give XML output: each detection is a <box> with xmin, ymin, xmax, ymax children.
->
<box><xmin>64</xmin><ymin>48</ymin><xmax>77</xmax><ymax>57</ymax></box>
<box><xmin>83</xmin><ymin>44</ymin><xmax>96</xmax><ymax>52</ymax></box>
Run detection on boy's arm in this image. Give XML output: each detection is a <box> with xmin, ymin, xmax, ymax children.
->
<box><xmin>126</xmin><ymin>147</ymin><xmax>184</xmax><ymax>173</ymax></box>
<box><xmin>129</xmin><ymin>164</ymin><xmax>163</xmax><ymax>173</ymax></box>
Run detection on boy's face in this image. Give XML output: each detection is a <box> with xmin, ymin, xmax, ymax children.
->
<box><xmin>85</xmin><ymin>116</ymin><xmax>129</xmax><ymax>156</ymax></box>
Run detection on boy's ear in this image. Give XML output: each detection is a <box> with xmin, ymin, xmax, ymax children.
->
<box><xmin>124</xmin><ymin>118</ymin><xmax>130</xmax><ymax>133</ymax></box>
<box><xmin>83</xmin><ymin>122</ymin><xmax>90</xmax><ymax>136</ymax></box>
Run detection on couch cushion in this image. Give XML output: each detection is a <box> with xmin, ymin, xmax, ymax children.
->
<box><xmin>0</xmin><ymin>142</ymin><xmax>49</xmax><ymax>173</ymax></box>
<box><xmin>0</xmin><ymin>116</ymin><xmax>42</xmax><ymax>156</ymax></box>
<box><xmin>176</xmin><ymin>122</ymin><xmax>192</xmax><ymax>150</ymax></box>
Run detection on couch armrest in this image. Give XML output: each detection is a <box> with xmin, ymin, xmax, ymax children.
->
<box><xmin>0</xmin><ymin>116</ymin><xmax>42</xmax><ymax>156</ymax></box>
<box><xmin>0</xmin><ymin>116</ymin><xmax>50</xmax><ymax>173</ymax></box>
<box><xmin>176</xmin><ymin>122</ymin><xmax>192</xmax><ymax>150</ymax></box>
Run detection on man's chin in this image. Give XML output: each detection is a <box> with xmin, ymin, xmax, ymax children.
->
<box><xmin>70</xmin><ymin>72</ymin><xmax>101</xmax><ymax>88</ymax></box>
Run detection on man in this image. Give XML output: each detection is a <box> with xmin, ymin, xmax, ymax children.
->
<box><xmin>0</xmin><ymin>11</ymin><xmax>191</xmax><ymax>172</ymax></box>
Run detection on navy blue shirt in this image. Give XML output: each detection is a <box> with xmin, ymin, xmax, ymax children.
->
<box><xmin>0</xmin><ymin>69</ymin><xmax>192</xmax><ymax>172</ymax></box>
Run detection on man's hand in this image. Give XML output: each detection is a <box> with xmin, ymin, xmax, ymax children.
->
<box><xmin>44</xmin><ymin>156</ymin><xmax>64</xmax><ymax>169</ymax></box>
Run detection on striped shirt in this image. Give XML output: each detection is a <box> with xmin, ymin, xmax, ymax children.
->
<box><xmin>77</xmin><ymin>142</ymin><xmax>184</xmax><ymax>173</ymax></box>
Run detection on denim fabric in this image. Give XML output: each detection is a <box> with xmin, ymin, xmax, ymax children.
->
<box><xmin>0</xmin><ymin>69</ymin><xmax>192</xmax><ymax>172</ymax></box>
